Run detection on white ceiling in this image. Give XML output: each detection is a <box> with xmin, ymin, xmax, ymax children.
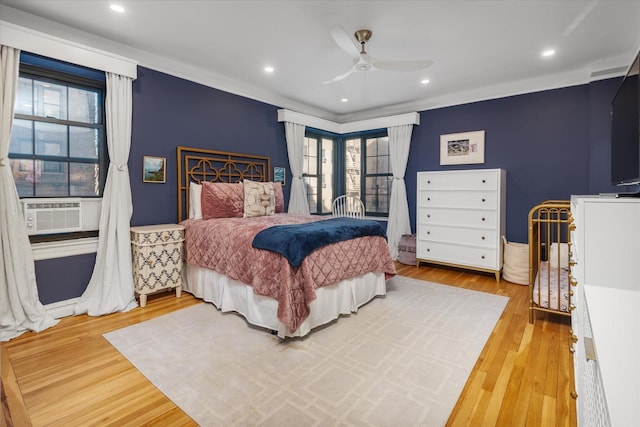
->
<box><xmin>1</xmin><ymin>0</ymin><xmax>639</xmax><ymax>122</ymax></box>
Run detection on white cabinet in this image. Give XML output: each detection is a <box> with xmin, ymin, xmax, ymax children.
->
<box><xmin>416</xmin><ymin>169</ymin><xmax>506</xmax><ymax>281</ymax></box>
<box><xmin>130</xmin><ymin>223</ymin><xmax>185</xmax><ymax>307</ymax></box>
<box><xmin>570</xmin><ymin>196</ymin><xmax>640</xmax><ymax>427</ymax></box>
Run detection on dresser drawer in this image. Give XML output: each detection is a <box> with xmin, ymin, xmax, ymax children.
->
<box><xmin>418</xmin><ymin>190</ymin><xmax>498</xmax><ymax>209</ymax></box>
<box><xmin>416</xmin><ymin>241</ymin><xmax>497</xmax><ymax>269</ymax></box>
<box><xmin>130</xmin><ymin>226</ymin><xmax>184</xmax><ymax>246</ymax></box>
<box><xmin>418</xmin><ymin>224</ymin><xmax>497</xmax><ymax>247</ymax></box>
<box><xmin>417</xmin><ymin>170</ymin><xmax>499</xmax><ymax>191</ymax></box>
<box><xmin>418</xmin><ymin>206</ymin><xmax>498</xmax><ymax>228</ymax></box>
<box><xmin>132</xmin><ymin>242</ymin><xmax>183</xmax><ymax>293</ymax></box>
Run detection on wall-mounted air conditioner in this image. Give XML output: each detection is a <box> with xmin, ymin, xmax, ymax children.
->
<box><xmin>22</xmin><ymin>198</ymin><xmax>83</xmax><ymax>235</ymax></box>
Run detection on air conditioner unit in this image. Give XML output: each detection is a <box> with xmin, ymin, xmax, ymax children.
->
<box><xmin>22</xmin><ymin>198</ymin><xmax>83</xmax><ymax>235</ymax></box>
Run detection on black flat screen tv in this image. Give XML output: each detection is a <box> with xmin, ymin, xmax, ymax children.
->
<box><xmin>610</xmin><ymin>50</ymin><xmax>640</xmax><ymax>192</ymax></box>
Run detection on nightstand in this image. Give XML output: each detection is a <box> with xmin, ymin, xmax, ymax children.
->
<box><xmin>130</xmin><ymin>223</ymin><xmax>185</xmax><ymax>307</ymax></box>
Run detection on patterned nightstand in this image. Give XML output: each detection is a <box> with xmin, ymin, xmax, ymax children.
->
<box><xmin>130</xmin><ymin>223</ymin><xmax>185</xmax><ymax>307</ymax></box>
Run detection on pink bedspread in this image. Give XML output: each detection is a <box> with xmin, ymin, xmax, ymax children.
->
<box><xmin>182</xmin><ymin>214</ymin><xmax>396</xmax><ymax>332</ymax></box>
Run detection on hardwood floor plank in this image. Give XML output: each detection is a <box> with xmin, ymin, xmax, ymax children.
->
<box><xmin>2</xmin><ymin>263</ymin><xmax>576</xmax><ymax>426</ymax></box>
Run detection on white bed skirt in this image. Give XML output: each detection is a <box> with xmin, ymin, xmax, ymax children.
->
<box><xmin>184</xmin><ymin>264</ymin><xmax>386</xmax><ymax>338</ymax></box>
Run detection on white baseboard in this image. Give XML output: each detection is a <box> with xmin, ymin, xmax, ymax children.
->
<box><xmin>45</xmin><ymin>297</ymin><xmax>80</xmax><ymax>319</ymax></box>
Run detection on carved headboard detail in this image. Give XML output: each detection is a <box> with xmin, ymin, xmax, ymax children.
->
<box><xmin>177</xmin><ymin>146</ymin><xmax>270</xmax><ymax>221</ymax></box>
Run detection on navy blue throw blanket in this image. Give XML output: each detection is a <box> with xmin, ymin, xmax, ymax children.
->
<box><xmin>252</xmin><ymin>217</ymin><xmax>387</xmax><ymax>267</ymax></box>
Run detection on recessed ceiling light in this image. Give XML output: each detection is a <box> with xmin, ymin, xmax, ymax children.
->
<box><xmin>110</xmin><ymin>4</ymin><xmax>125</xmax><ymax>13</ymax></box>
<box><xmin>421</xmin><ymin>79</ymin><xmax>430</xmax><ymax>85</ymax></box>
<box><xmin>341</xmin><ymin>98</ymin><xmax>348</xmax><ymax>103</ymax></box>
<box><xmin>264</xmin><ymin>66</ymin><xmax>274</xmax><ymax>73</ymax></box>
<box><xmin>542</xmin><ymin>49</ymin><xmax>556</xmax><ymax>57</ymax></box>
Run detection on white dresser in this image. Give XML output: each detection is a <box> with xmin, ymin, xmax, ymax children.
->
<box><xmin>570</xmin><ymin>196</ymin><xmax>640</xmax><ymax>427</ymax></box>
<box><xmin>416</xmin><ymin>169</ymin><xmax>506</xmax><ymax>281</ymax></box>
<box><xmin>130</xmin><ymin>223</ymin><xmax>185</xmax><ymax>307</ymax></box>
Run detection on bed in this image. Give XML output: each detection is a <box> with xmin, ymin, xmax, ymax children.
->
<box><xmin>177</xmin><ymin>146</ymin><xmax>396</xmax><ymax>337</ymax></box>
<box><xmin>528</xmin><ymin>200</ymin><xmax>573</xmax><ymax>322</ymax></box>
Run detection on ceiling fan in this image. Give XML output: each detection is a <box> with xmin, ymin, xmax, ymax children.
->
<box><xmin>323</xmin><ymin>25</ymin><xmax>434</xmax><ymax>84</ymax></box>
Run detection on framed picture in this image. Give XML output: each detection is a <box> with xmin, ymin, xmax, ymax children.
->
<box><xmin>440</xmin><ymin>130</ymin><xmax>485</xmax><ymax>165</ymax></box>
<box><xmin>273</xmin><ymin>166</ymin><xmax>286</xmax><ymax>186</ymax></box>
<box><xmin>143</xmin><ymin>156</ymin><xmax>166</xmax><ymax>183</ymax></box>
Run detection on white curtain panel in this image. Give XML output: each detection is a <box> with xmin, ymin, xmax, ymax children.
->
<box><xmin>386</xmin><ymin>124</ymin><xmax>414</xmax><ymax>260</ymax></box>
<box><xmin>0</xmin><ymin>45</ymin><xmax>58</xmax><ymax>341</ymax></box>
<box><xmin>74</xmin><ymin>72</ymin><xmax>137</xmax><ymax>316</ymax></box>
<box><xmin>284</xmin><ymin>121</ymin><xmax>310</xmax><ymax>215</ymax></box>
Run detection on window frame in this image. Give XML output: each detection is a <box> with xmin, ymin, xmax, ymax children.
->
<box><xmin>343</xmin><ymin>130</ymin><xmax>391</xmax><ymax>217</ymax></box>
<box><xmin>9</xmin><ymin>59</ymin><xmax>108</xmax><ymax>199</ymax></box>
<box><xmin>303</xmin><ymin>130</ymin><xmax>337</xmax><ymax>215</ymax></box>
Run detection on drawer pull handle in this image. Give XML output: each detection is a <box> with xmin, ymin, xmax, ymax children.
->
<box><xmin>481</xmin><ymin>236</ymin><xmax>485</xmax><ymax>240</ymax></box>
<box><xmin>427</xmin><ymin>248</ymin><xmax>430</xmax><ymax>252</ymax></box>
<box><xmin>427</xmin><ymin>197</ymin><xmax>431</xmax><ymax>201</ymax></box>
<box><xmin>481</xmin><ymin>255</ymin><xmax>485</xmax><ymax>259</ymax></box>
<box><xmin>482</xmin><ymin>198</ymin><xmax>486</xmax><ymax>202</ymax></box>
<box><xmin>482</xmin><ymin>179</ymin><xmax>486</xmax><ymax>183</ymax></box>
<box><xmin>481</xmin><ymin>217</ymin><xmax>486</xmax><ymax>221</ymax></box>
<box><xmin>427</xmin><ymin>214</ymin><xmax>431</xmax><ymax>218</ymax></box>
<box><xmin>427</xmin><ymin>180</ymin><xmax>431</xmax><ymax>184</ymax></box>
<box><xmin>427</xmin><ymin>231</ymin><xmax>430</xmax><ymax>235</ymax></box>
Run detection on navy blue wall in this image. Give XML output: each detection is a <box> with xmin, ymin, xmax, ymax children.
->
<box><xmin>128</xmin><ymin>67</ymin><xmax>288</xmax><ymax>225</ymax></box>
<box><xmin>34</xmin><ymin>66</ymin><xmax>621</xmax><ymax>303</ymax></box>
<box><xmin>406</xmin><ymin>78</ymin><xmax>621</xmax><ymax>243</ymax></box>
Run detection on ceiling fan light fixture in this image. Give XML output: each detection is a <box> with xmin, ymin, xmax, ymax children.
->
<box><xmin>355</xmin><ymin>63</ymin><xmax>371</xmax><ymax>72</ymax></box>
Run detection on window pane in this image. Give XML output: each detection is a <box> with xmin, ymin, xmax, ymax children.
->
<box><xmin>70</xmin><ymin>126</ymin><xmax>99</xmax><ymax>159</ymax></box>
<box><xmin>304</xmin><ymin>176</ymin><xmax>318</xmax><ymax>214</ymax></box>
<box><xmin>345</xmin><ymin>138</ymin><xmax>361</xmax><ymax>196</ymax></box>
<box><xmin>10</xmin><ymin>159</ymin><xmax>35</xmax><ymax>197</ymax></box>
<box><xmin>35</xmin><ymin>122</ymin><xmax>67</xmax><ymax>157</ymax></box>
<box><xmin>70</xmin><ymin>162</ymin><xmax>100</xmax><ymax>196</ymax></box>
<box><xmin>366</xmin><ymin>138</ymin><xmax>377</xmax><ymax>156</ymax></box>
<box><xmin>35</xmin><ymin>160</ymin><xmax>68</xmax><ymax>196</ymax></box>
<box><xmin>9</xmin><ymin>119</ymin><xmax>33</xmax><ymax>155</ymax></box>
<box><xmin>365</xmin><ymin>176</ymin><xmax>392</xmax><ymax>213</ymax></box>
<box><xmin>15</xmin><ymin>77</ymin><xmax>33</xmax><ymax>115</ymax></box>
<box><xmin>304</xmin><ymin>137</ymin><xmax>318</xmax><ymax>175</ymax></box>
<box><xmin>321</xmin><ymin>139</ymin><xmax>334</xmax><ymax>213</ymax></box>
<box><xmin>34</xmin><ymin>80</ymin><xmax>67</xmax><ymax>120</ymax></box>
<box><xmin>69</xmin><ymin>87</ymin><xmax>100</xmax><ymax>124</ymax></box>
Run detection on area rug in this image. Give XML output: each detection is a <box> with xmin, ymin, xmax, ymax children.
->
<box><xmin>104</xmin><ymin>276</ymin><xmax>508</xmax><ymax>426</ymax></box>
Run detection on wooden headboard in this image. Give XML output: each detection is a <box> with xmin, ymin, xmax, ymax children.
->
<box><xmin>177</xmin><ymin>146</ymin><xmax>271</xmax><ymax>221</ymax></box>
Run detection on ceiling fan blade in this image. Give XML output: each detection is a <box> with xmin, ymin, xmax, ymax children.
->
<box><xmin>322</xmin><ymin>66</ymin><xmax>356</xmax><ymax>84</ymax></box>
<box><xmin>329</xmin><ymin>25</ymin><xmax>361</xmax><ymax>59</ymax></box>
<box><xmin>371</xmin><ymin>59</ymin><xmax>434</xmax><ymax>72</ymax></box>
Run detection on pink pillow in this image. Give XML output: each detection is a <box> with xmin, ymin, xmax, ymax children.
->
<box><xmin>273</xmin><ymin>182</ymin><xmax>284</xmax><ymax>213</ymax></box>
<box><xmin>201</xmin><ymin>182</ymin><xmax>244</xmax><ymax>219</ymax></box>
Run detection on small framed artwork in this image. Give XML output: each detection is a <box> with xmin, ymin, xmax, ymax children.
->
<box><xmin>440</xmin><ymin>130</ymin><xmax>485</xmax><ymax>165</ymax></box>
<box><xmin>273</xmin><ymin>166</ymin><xmax>286</xmax><ymax>186</ymax></box>
<box><xmin>143</xmin><ymin>156</ymin><xmax>166</xmax><ymax>183</ymax></box>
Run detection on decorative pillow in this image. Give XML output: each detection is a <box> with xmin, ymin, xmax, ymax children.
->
<box><xmin>201</xmin><ymin>182</ymin><xmax>244</xmax><ymax>219</ymax></box>
<box><xmin>188</xmin><ymin>182</ymin><xmax>203</xmax><ymax>219</ymax></box>
<box><xmin>243</xmin><ymin>180</ymin><xmax>275</xmax><ymax>218</ymax></box>
<box><xmin>549</xmin><ymin>242</ymin><xmax>569</xmax><ymax>269</ymax></box>
<box><xmin>273</xmin><ymin>182</ymin><xmax>284</xmax><ymax>213</ymax></box>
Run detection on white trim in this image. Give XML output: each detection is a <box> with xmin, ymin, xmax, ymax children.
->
<box><xmin>31</xmin><ymin>237</ymin><xmax>99</xmax><ymax>261</ymax></box>
<box><xmin>45</xmin><ymin>297</ymin><xmax>80</xmax><ymax>319</ymax></box>
<box><xmin>0</xmin><ymin>20</ymin><xmax>137</xmax><ymax>79</ymax></box>
<box><xmin>278</xmin><ymin>109</ymin><xmax>419</xmax><ymax>134</ymax></box>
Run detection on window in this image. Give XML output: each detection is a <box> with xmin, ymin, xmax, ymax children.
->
<box><xmin>303</xmin><ymin>133</ymin><xmax>335</xmax><ymax>214</ymax></box>
<box><xmin>8</xmin><ymin>53</ymin><xmax>106</xmax><ymax>198</ymax></box>
<box><xmin>303</xmin><ymin>130</ymin><xmax>391</xmax><ymax>217</ymax></box>
<box><xmin>345</xmin><ymin>133</ymin><xmax>391</xmax><ymax>216</ymax></box>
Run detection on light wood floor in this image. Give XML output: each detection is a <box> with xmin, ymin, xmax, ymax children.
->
<box><xmin>1</xmin><ymin>263</ymin><xmax>576</xmax><ymax>426</ymax></box>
